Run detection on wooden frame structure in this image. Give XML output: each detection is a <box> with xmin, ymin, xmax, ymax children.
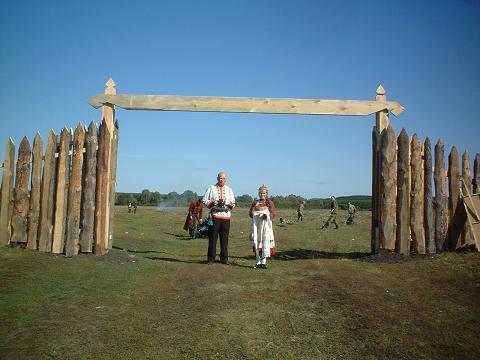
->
<box><xmin>89</xmin><ymin>80</ymin><xmax>404</xmax><ymax>253</ymax></box>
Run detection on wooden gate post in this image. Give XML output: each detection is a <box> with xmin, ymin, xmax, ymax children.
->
<box><xmin>372</xmin><ymin>85</ymin><xmax>391</xmax><ymax>253</ymax></box>
<box><xmin>94</xmin><ymin>79</ymin><xmax>116</xmax><ymax>255</ymax></box>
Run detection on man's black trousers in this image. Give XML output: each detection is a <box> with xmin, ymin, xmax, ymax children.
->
<box><xmin>208</xmin><ymin>218</ymin><xmax>230</xmax><ymax>262</ymax></box>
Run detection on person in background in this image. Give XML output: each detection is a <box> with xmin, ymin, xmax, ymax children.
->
<box><xmin>183</xmin><ymin>198</ymin><xmax>204</xmax><ymax>238</ymax></box>
<box><xmin>249</xmin><ymin>185</ymin><xmax>276</xmax><ymax>269</ymax></box>
<box><xmin>346</xmin><ymin>202</ymin><xmax>357</xmax><ymax>225</ymax></box>
<box><xmin>297</xmin><ymin>200</ymin><xmax>305</xmax><ymax>222</ymax></box>
<box><xmin>202</xmin><ymin>171</ymin><xmax>235</xmax><ymax>265</ymax></box>
<box><xmin>322</xmin><ymin>195</ymin><xmax>339</xmax><ymax>229</ymax></box>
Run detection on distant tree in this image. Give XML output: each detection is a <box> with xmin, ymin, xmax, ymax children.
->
<box><xmin>181</xmin><ymin>190</ymin><xmax>198</xmax><ymax>206</ymax></box>
<box><xmin>236</xmin><ymin>194</ymin><xmax>254</xmax><ymax>207</ymax></box>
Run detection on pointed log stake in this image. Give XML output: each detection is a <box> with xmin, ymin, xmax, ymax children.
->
<box><xmin>108</xmin><ymin>120</ymin><xmax>119</xmax><ymax>249</ymax></box>
<box><xmin>52</xmin><ymin>128</ymin><xmax>71</xmax><ymax>254</ymax></box>
<box><xmin>65</xmin><ymin>124</ymin><xmax>85</xmax><ymax>257</ymax></box>
<box><xmin>27</xmin><ymin>133</ymin><xmax>43</xmax><ymax>249</ymax></box>
<box><xmin>447</xmin><ymin>147</ymin><xmax>462</xmax><ymax>250</ymax></box>
<box><xmin>395</xmin><ymin>129</ymin><xmax>410</xmax><ymax>255</ymax></box>
<box><xmin>94</xmin><ymin>119</ymin><xmax>111</xmax><ymax>255</ymax></box>
<box><xmin>379</xmin><ymin>125</ymin><xmax>396</xmax><ymax>250</ymax></box>
<box><xmin>410</xmin><ymin>134</ymin><xmax>425</xmax><ymax>254</ymax></box>
<box><xmin>424</xmin><ymin>138</ymin><xmax>435</xmax><ymax>254</ymax></box>
<box><xmin>80</xmin><ymin>122</ymin><xmax>98</xmax><ymax>252</ymax></box>
<box><xmin>93</xmin><ymin>79</ymin><xmax>116</xmax><ymax>255</ymax></box>
<box><xmin>434</xmin><ymin>140</ymin><xmax>448</xmax><ymax>252</ymax></box>
<box><xmin>461</xmin><ymin>151</ymin><xmax>474</xmax><ymax>245</ymax></box>
<box><xmin>0</xmin><ymin>138</ymin><xmax>15</xmax><ymax>245</ymax></box>
<box><xmin>11</xmin><ymin>137</ymin><xmax>31</xmax><ymax>243</ymax></box>
<box><xmin>38</xmin><ymin>130</ymin><xmax>57</xmax><ymax>252</ymax></box>
<box><xmin>473</xmin><ymin>154</ymin><xmax>480</xmax><ymax>194</ymax></box>
<box><xmin>371</xmin><ymin>126</ymin><xmax>379</xmax><ymax>254</ymax></box>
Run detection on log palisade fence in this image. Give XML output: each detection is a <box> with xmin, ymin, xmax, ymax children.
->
<box><xmin>0</xmin><ymin>81</ymin><xmax>118</xmax><ymax>256</ymax></box>
<box><xmin>372</xmin><ymin>125</ymin><xmax>480</xmax><ymax>255</ymax></box>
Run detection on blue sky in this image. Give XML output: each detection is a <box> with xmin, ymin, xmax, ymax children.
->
<box><xmin>0</xmin><ymin>0</ymin><xmax>479</xmax><ymax>199</ymax></box>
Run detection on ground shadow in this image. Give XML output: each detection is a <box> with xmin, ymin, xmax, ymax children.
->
<box><xmin>112</xmin><ymin>245</ymin><xmax>167</xmax><ymax>254</ymax></box>
<box><xmin>144</xmin><ymin>257</ymin><xmax>253</xmax><ymax>268</ymax></box>
<box><xmin>144</xmin><ymin>256</ymin><xmax>204</xmax><ymax>264</ymax></box>
<box><xmin>164</xmin><ymin>232</ymin><xmax>209</xmax><ymax>241</ymax></box>
<box><xmin>271</xmin><ymin>248</ymin><xmax>370</xmax><ymax>261</ymax></box>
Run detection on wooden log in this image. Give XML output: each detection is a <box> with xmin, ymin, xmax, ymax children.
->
<box><xmin>11</xmin><ymin>137</ymin><xmax>31</xmax><ymax>243</ymax></box>
<box><xmin>447</xmin><ymin>147</ymin><xmax>462</xmax><ymax>250</ymax></box>
<box><xmin>379</xmin><ymin>124</ymin><xmax>396</xmax><ymax>250</ymax></box>
<box><xmin>94</xmin><ymin>119</ymin><xmax>111</xmax><ymax>255</ymax></box>
<box><xmin>79</xmin><ymin>122</ymin><xmax>98</xmax><ymax>252</ymax></box>
<box><xmin>0</xmin><ymin>138</ymin><xmax>15</xmax><ymax>245</ymax></box>
<box><xmin>93</xmin><ymin>79</ymin><xmax>116</xmax><ymax>256</ymax></box>
<box><xmin>38</xmin><ymin>130</ymin><xmax>57</xmax><ymax>252</ymax></box>
<box><xmin>461</xmin><ymin>151</ymin><xmax>474</xmax><ymax>245</ymax></box>
<box><xmin>434</xmin><ymin>140</ymin><xmax>448</xmax><ymax>252</ymax></box>
<box><xmin>395</xmin><ymin>129</ymin><xmax>410</xmax><ymax>255</ymax></box>
<box><xmin>108</xmin><ymin>120</ymin><xmax>119</xmax><ymax>250</ymax></box>
<box><xmin>371</xmin><ymin>126</ymin><xmax>379</xmax><ymax>254</ymax></box>
<box><xmin>65</xmin><ymin>124</ymin><xmax>85</xmax><ymax>257</ymax></box>
<box><xmin>27</xmin><ymin>133</ymin><xmax>43</xmax><ymax>249</ymax></box>
<box><xmin>410</xmin><ymin>134</ymin><xmax>425</xmax><ymax>254</ymax></box>
<box><xmin>423</xmin><ymin>138</ymin><xmax>435</xmax><ymax>254</ymax></box>
<box><xmin>89</xmin><ymin>94</ymin><xmax>406</xmax><ymax>117</ymax></box>
<box><xmin>52</xmin><ymin>128</ymin><xmax>71</xmax><ymax>254</ymax></box>
<box><xmin>473</xmin><ymin>153</ymin><xmax>480</xmax><ymax>194</ymax></box>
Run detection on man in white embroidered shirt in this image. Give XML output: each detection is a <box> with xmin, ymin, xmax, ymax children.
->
<box><xmin>202</xmin><ymin>171</ymin><xmax>236</xmax><ymax>265</ymax></box>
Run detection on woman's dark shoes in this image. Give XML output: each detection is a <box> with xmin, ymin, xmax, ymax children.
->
<box><xmin>253</xmin><ymin>264</ymin><xmax>267</xmax><ymax>269</ymax></box>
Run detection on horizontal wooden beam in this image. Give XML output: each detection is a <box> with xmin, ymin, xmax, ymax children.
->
<box><xmin>89</xmin><ymin>94</ymin><xmax>405</xmax><ymax>116</ymax></box>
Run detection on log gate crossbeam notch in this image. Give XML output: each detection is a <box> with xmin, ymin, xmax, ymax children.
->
<box><xmin>89</xmin><ymin>94</ymin><xmax>405</xmax><ymax>117</ymax></box>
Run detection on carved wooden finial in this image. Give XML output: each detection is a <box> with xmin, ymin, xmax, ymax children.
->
<box><xmin>376</xmin><ymin>85</ymin><xmax>385</xmax><ymax>95</ymax></box>
<box><xmin>105</xmin><ymin>78</ymin><xmax>116</xmax><ymax>95</ymax></box>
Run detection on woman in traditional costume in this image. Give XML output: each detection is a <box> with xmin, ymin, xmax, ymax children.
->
<box><xmin>249</xmin><ymin>185</ymin><xmax>276</xmax><ymax>269</ymax></box>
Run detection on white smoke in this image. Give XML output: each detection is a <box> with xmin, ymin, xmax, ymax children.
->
<box><xmin>155</xmin><ymin>199</ymin><xmax>178</xmax><ymax>211</ymax></box>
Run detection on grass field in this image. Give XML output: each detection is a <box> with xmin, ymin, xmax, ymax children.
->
<box><xmin>1</xmin><ymin>206</ymin><xmax>479</xmax><ymax>359</ymax></box>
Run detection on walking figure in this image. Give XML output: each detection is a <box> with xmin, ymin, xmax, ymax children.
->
<box><xmin>322</xmin><ymin>196</ymin><xmax>339</xmax><ymax>229</ymax></box>
<box><xmin>297</xmin><ymin>201</ymin><xmax>305</xmax><ymax>222</ymax></box>
<box><xmin>346</xmin><ymin>202</ymin><xmax>357</xmax><ymax>225</ymax></box>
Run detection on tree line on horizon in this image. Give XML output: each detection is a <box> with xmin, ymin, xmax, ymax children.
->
<box><xmin>116</xmin><ymin>189</ymin><xmax>372</xmax><ymax>210</ymax></box>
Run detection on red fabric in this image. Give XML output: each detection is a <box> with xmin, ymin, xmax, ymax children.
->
<box><xmin>189</xmin><ymin>201</ymin><xmax>203</xmax><ymax>222</ymax></box>
<box><xmin>248</xmin><ymin>199</ymin><xmax>276</xmax><ymax>219</ymax></box>
<box><xmin>183</xmin><ymin>201</ymin><xmax>203</xmax><ymax>230</ymax></box>
<box><xmin>252</xmin><ymin>246</ymin><xmax>276</xmax><ymax>256</ymax></box>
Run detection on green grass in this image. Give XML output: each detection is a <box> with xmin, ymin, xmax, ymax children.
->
<box><xmin>1</xmin><ymin>206</ymin><xmax>479</xmax><ymax>359</ymax></box>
